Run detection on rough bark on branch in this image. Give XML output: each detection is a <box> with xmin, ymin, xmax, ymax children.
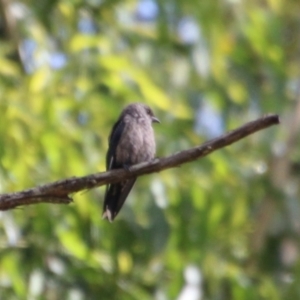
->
<box><xmin>0</xmin><ymin>114</ymin><xmax>280</xmax><ymax>210</ymax></box>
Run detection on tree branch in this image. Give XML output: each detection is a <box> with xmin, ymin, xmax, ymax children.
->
<box><xmin>0</xmin><ymin>114</ymin><xmax>280</xmax><ymax>210</ymax></box>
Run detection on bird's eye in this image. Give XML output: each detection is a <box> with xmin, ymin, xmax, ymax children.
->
<box><xmin>145</xmin><ymin>107</ymin><xmax>152</xmax><ymax>115</ymax></box>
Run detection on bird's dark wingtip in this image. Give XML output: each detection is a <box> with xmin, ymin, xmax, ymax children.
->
<box><xmin>102</xmin><ymin>207</ymin><xmax>114</xmax><ymax>222</ymax></box>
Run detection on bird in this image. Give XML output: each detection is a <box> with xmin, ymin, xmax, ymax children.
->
<box><xmin>102</xmin><ymin>103</ymin><xmax>160</xmax><ymax>222</ymax></box>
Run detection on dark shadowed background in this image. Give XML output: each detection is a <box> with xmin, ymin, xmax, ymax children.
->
<box><xmin>0</xmin><ymin>0</ymin><xmax>299</xmax><ymax>299</ymax></box>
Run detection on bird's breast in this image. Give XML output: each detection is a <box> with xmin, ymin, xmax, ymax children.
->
<box><xmin>115</xmin><ymin>119</ymin><xmax>156</xmax><ymax>166</ymax></box>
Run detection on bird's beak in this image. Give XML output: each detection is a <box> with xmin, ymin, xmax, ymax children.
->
<box><xmin>152</xmin><ymin>116</ymin><xmax>160</xmax><ymax>123</ymax></box>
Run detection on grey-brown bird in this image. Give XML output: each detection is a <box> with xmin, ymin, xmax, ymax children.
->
<box><xmin>102</xmin><ymin>103</ymin><xmax>160</xmax><ymax>222</ymax></box>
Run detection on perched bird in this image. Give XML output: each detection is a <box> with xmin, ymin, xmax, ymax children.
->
<box><xmin>103</xmin><ymin>103</ymin><xmax>160</xmax><ymax>222</ymax></box>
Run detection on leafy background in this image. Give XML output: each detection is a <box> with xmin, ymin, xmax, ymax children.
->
<box><xmin>0</xmin><ymin>0</ymin><xmax>299</xmax><ymax>299</ymax></box>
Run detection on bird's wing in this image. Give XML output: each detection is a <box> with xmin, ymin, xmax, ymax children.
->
<box><xmin>104</xmin><ymin>117</ymin><xmax>125</xmax><ymax>201</ymax></box>
<box><xmin>106</xmin><ymin>118</ymin><xmax>126</xmax><ymax>170</ymax></box>
<box><xmin>103</xmin><ymin>117</ymin><xmax>134</xmax><ymax>221</ymax></box>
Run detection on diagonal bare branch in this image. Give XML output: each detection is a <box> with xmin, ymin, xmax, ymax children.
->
<box><xmin>0</xmin><ymin>114</ymin><xmax>280</xmax><ymax>210</ymax></box>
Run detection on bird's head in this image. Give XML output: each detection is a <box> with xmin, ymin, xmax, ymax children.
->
<box><xmin>124</xmin><ymin>103</ymin><xmax>160</xmax><ymax>124</ymax></box>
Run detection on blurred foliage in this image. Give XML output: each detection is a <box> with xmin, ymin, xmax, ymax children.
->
<box><xmin>0</xmin><ymin>0</ymin><xmax>299</xmax><ymax>299</ymax></box>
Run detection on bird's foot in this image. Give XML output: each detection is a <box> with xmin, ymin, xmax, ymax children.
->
<box><xmin>123</xmin><ymin>164</ymin><xmax>133</xmax><ymax>172</ymax></box>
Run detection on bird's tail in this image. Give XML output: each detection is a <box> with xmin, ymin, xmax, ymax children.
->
<box><xmin>102</xmin><ymin>178</ymin><xmax>137</xmax><ymax>222</ymax></box>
